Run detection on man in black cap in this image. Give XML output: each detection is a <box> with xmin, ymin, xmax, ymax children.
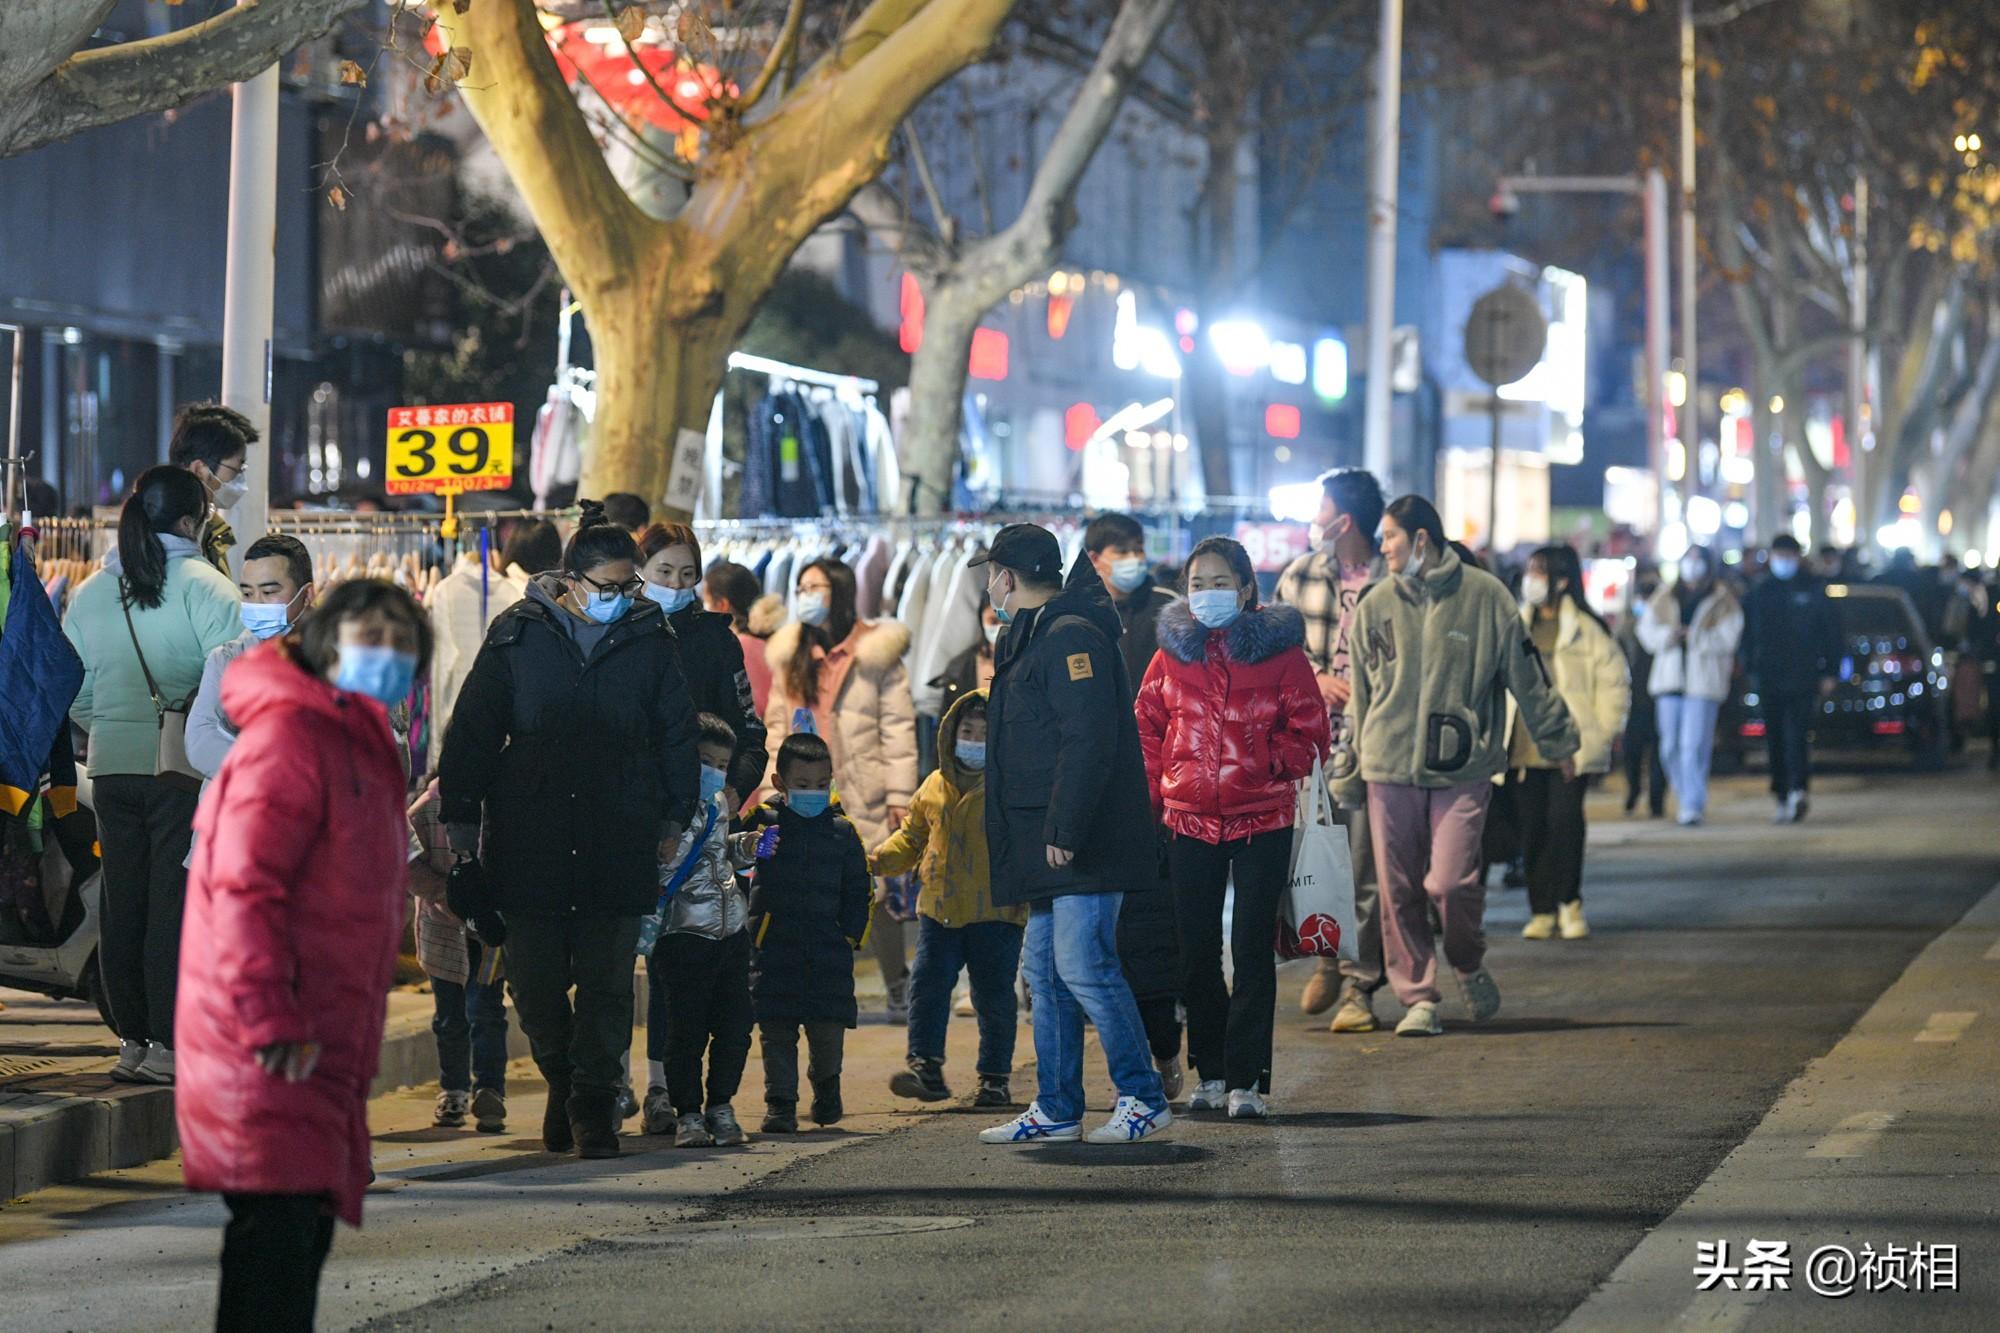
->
<box><xmin>972</xmin><ymin>524</ymin><xmax>1172</xmax><ymax>1146</ymax></box>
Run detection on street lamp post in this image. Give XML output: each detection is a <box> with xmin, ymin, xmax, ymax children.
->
<box><xmin>1493</xmin><ymin>171</ymin><xmax>1672</xmax><ymax>537</ymax></box>
<box><xmin>219</xmin><ymin>2</ymin><xmax>279</xmax><ymax>571</ymax></box>
<box><xmin>1678</xmin><ymin>0</ymin><xmax>1699</xmax><ymax>508</ymax></box>
<box><xmin>1362</xmin><ymin>0</ymin><xmax>1404</xmax><ymax>492</ymax></box>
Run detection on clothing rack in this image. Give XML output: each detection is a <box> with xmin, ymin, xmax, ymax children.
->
<box><xmin>725</xmin><ymin>352</ymin><xmax>878</xmax><ymax>395</ymax></box>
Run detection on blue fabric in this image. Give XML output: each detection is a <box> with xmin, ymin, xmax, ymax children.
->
<box><xmin>0</xmin><ymin>535</ymin><xmax>83</xmax><ymax>813</ymax></box>
<box><xmin>1656</xmin><ymin>694</ymin><xmax>1721</xmax><ymax>819</ymax></box>
<box><xmin>432</xmin><ymin>971</ymin><xmax>509</xmax><ymax>1094</ymax></box>
<box><xmin>906</xmin><ymin>917</ymin><xmax>1022</xmax><ymax>1077</ymax></box>
<box><xmin>1021</xmin><ymin>893</ymin><xmax>1165</xmax><ymax>1122</ymax></box>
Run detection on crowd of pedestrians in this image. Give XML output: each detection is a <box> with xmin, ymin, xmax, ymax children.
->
<box><xmin>29</xmin><ymin>404</ymin><xmax>1998</xmax><ymax>1327</ymax></box>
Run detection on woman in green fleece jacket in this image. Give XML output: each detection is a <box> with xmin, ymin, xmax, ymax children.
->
<box><xmin>1339</xmin><ymin>496</ymin><xmax>1578</xmax><ymax>1039</ymax></box>
<box><xmin>64</xmin><ymin>466</ymin><xmax>242</xmax><ymax>1084</ymax></box>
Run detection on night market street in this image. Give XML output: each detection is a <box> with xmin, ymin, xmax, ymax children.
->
<box><xmin>4</xmin><ymin>765</ymin><xmax>1995</xmax><ymax>1331</ymax></box>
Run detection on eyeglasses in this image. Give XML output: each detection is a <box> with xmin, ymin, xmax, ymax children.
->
<box><xmin>578</xmin><ymin>572</ymin><xmax>644</xmax><ymax>598</ymax></box>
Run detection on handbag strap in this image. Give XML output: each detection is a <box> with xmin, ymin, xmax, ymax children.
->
<box><xmin>118</xmin><ymin>581</ymin><xmax>176</xmax><ymax>715</ymax></box>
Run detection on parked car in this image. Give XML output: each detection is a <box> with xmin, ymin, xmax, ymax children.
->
<box><xmin>1718</xmin><ymin>584</ymin><xmax>1950</xmax><ymax>770</ymax></box>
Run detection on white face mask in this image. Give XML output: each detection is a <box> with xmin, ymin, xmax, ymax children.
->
<box><xmin>1680</xmin><ymin>556</ymin><xmax>1708</xmax><ymax>585</ymax></box>
<box><xmin>1520</xmin><ymin>573</ymin><xmax>1549</xmax><ymax>607</ymax></box>
<box><xmin>210</xmin><ymin>470</ymin><xmax>247</xmax><ymax>510</ymax></box>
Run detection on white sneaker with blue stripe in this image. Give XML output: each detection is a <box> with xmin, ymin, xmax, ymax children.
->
<box><xmin>978</xmin><ymin>1101</ymin><xmax>1083</xmax><ymax>1144</ymax></box>
<box><xmin>1085</xmin><ymin>1095</ymin><xmax>1173</xmax><ymax>1144</ymax></box>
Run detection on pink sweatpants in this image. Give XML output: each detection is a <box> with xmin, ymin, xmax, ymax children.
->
<box><xmin>1367</xmin><ymin>781</ymin><xmax>1494</xmax><ymax>1007</ymax></box>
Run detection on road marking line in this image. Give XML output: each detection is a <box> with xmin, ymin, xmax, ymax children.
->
<box><xmin>1985</xmin><ymin>937</ymin><xmax>2000</xmax><ymax>961</ymax></box>
<box><xmin>1806</xmin><ymin>1110</ymin><xmax>1898</xmax><ymax>1158</ymax></box>
<box><xmin>1914</xmin><ymin>1011</ymin><xmax>1978</xmax><ymax>1044</ymax></box>
<box><xmin>1670</xmin><ymin>1288</ymin><xmax>1769</xmax><ymax>1332</ymax></box>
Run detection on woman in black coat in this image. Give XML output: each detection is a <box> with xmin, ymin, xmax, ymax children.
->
<box><xmin>637</xmin><ymin>523</ymin><xmax>769</xmax><ymax>802</ymax></box>
<box><xmin>440</xmin><ymin>503</ymin><xmax>699</xmax><ymax>1160</ymax></box>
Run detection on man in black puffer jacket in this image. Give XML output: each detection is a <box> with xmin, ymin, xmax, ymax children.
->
<box><xmin>977</xmin><ymin>525</ymin><xmax>1171</xmax><ymax>1146</ymax></box>
<box><xmin>440</xmin><ymin>512</ymin><xmax>700</xmax><ymax>1159</ymax></box>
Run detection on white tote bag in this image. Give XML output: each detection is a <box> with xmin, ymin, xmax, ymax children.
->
<box><xmin>1276</xmin><ymin>757</ymin><xmax>1358</xmax><ymax>962</ymax></box>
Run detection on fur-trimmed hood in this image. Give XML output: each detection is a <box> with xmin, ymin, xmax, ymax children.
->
<box><xmin>1157</xmin><ymin>599</ymin><xmax>1306</xmax><ymax>665</ymax></box>
<box><xmin>748</xmin><ymin>592</ymin><xmax>788</xmax><ymax>638</ymax></box>
<box><xmin>766</xmin><ymin>617</ymin><xmax>913</xmax><ymax>675</ymax></box>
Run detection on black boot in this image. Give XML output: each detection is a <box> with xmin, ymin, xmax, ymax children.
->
<box><xmin>569</xmin><ymin>1088</ymin><xmax>621</xmax><ymax>1160</ymax></box>
<box><xmin>810</xmin><ymin>1077</ymin><xmax>844</xmax><ymax>1127</ymax></box>
<box><xmin>889</xmin><ymin>1057</ymin><xmax>951</xmax><ymax>1103</ymax></box>
<box><xmin>761</xmin><ymin>1103</ymin><xmax>798</xmax><ymax>1134</ymax></box>
<box><xmin>542</xmin><ymin>1073</ymin><xmax>574</xmax><ymax>1153</ymax></box>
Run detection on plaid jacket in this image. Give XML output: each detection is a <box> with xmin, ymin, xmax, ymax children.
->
<box><xmin>1275</xmin><ymin>548</ymin><xmax>1386</xmax><ymax>675</ymax></box>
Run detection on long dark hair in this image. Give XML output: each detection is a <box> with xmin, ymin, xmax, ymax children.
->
<box><xmin>563</xmin><ymin>500</ymin><xmax>639</xmax><ymax>576</ymax></box>
<box><xmin>787</xmin><ymin>558</ymin><xmax>859</xmax><ymax>709</ymax></box>
<box><xmin>118</xmin><ymin>466</ymin><xmax>210</xmax><ymax>610</ymax></box>
<box><xmin>1385</xmin><ymin>494</ymin><xmax>1448</xmax><ymax>560</ymax></box>
<box><xmin>1531</xmin><ymin>544</ymin><xmax>1608</xmax><ymax>633</ymax></box>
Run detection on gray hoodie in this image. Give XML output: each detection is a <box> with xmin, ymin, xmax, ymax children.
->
<box><xmin>1336</xmin><ymin>544</ymin><xmax>1579</xmax><ymax>806</ymax></box>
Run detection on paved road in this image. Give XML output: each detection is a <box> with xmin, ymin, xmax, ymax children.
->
<box><xmin>3</xmin><ymin>766</ymin><xmax>1995</xmax><ymax>1331</ymax></box>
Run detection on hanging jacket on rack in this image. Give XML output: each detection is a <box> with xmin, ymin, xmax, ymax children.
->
<box><xmin>911</xmin><ymin>543</ymin><xmax>987</xmax><ymax>719</ymax></box>
<box><xmin>743</xmin><ymin>390</ymin><xmax>831</xmax><ymax>519</ymax></box>
<box><xmin>853</xmin><ymin>534</ymin><xmax>892</xmax><ymax>620</ymax></box>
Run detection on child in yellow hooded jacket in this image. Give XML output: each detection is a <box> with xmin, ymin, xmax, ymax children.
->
<box><xmin>870</xmin><ymin>691</ymin><xmax>1024</xmax><ymax>1107</ymax></box>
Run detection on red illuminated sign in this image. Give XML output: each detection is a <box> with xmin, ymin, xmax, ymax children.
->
<box><xmin>1265</xmin><ymin>403</ymin><xmax>1302</xmax><ymax>439</ymax></box>
<box><xmin>1065</xmin><ymin>402</ymin><xmax>1100</xmax><ymax>451</ymax></box>
<box><xmin>899</xmin><ymin>273</ymin><xmax>925</xmax><ymax>355</ymax></box>
<box><xmin>969</xmin><ymin>328</ymin><xmax>1010</xmax><ymax>381</ymax></box>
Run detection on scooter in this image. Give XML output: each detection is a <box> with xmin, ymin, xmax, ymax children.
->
<box><xmin>0</xmin><ymin>765</ymin><xmax>113</xmax><ymax>1029</ymax></box>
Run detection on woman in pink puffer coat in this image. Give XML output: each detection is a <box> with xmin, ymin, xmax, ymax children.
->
<box><xmin>177</xmin><ymin>580</ymin><xmax>430</xmax><ymax>1332</ymax></box>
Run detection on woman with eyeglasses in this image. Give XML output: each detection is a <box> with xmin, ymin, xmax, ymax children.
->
<box><xmin>438</xmin><ymin>501</ymin><xmax>700</xmax><ymax>1160</ymax></box>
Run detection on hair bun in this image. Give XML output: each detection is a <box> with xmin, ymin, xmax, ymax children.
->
<box><xmin>576</xmin><ymin>499</ymin><xmax>608</xmax><ymax>529</ymax></box>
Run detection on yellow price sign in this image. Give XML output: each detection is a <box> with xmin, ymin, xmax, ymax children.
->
<box><xmin>385</xmin><ymin>402</ymin><xmax>515</xmax><ymax>495</ymax></box>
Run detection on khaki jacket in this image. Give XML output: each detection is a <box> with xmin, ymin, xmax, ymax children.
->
<box><xmin>870</xmin><ymin>691</ymin><xmax>1024</xmax><ymax>928</ymax></box>
<box><xmin>1337</xmin><ymin>546</ymin><xmax>1579</xmax><ymax>806</ymax></box>
<box><xmin>1506</xmin><ymin>601</ymin><xmax>1631</xmax><ymax>775</ymax></box>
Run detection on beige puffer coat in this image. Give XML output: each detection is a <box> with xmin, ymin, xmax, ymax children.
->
<box><xmin>1504</xmin><ymin>600</ymin><xmax>1631</xmax><ymax>775</ymax></box>
<box><xmin>764</xmin><ymin>619</ymin><xmax>919</xmax><ymax>851</ymax></box>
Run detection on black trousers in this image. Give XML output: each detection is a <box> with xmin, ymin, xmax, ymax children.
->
<box><xmin>1764</xmin><ymin>691</ymin><xmax>1816</xmax><ymax>796</ymax></box>
<box><xmin>503</xmin><ymin>913</ymin><xmax>642</xmax><ymax>1098</ymax></box>
<box><xmin>659</xmin><ymin>930</ymin><xmax>754</xmax><ymax>1115</ymax></box>
<box><xmin>759</xmin><ymin>1020</ymin><xmax>845</xmax><ymax>1108</ymax></box>
<box><xmin>218</xmin><ymin>1193</ymin><xmax>334</xmax><ymax>1333</ymax></box>
<box><xmin>1169</xmin><ymin>828</ymin><xmax>1291</xmax><ymax>1095</ymax></box>
<box><xmin>1623</xmin><ymin>701</ymin><xmax>1667</xmax><ymax>814</ymax></box>
<box><xmin>1135</xmin><ymin>993</ymin><xmax>1183</xmax><ymax>1065</ymax></box>
<box><xmin>1515</xmin><ymin>768</ymin><xmax>1588</xmax><ymax>915</ymax></box>
<box><xmin>93</xmin><ymin>775</ymin><xmax>199</xmax><ymax>1046</ymax></box>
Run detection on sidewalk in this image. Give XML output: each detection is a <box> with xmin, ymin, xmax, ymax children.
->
<box><xmin>0</xmin><ymin>943</ymin><xmax>909</xmax><ymax>1202</ymax></box>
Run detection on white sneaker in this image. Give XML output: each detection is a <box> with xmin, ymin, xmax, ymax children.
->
<box><xmin>1396</xmin><ymin>1001</ymin><xmax>1444</xmax><ymax>1037</ymax></box>
<box><xmin>1458</xmin><ymin>967</ymin><xmax>1502</xmax><ymax>1021</ymax></box>
<box><xmin>1185</xmin><ymin>1079</ymin><xmax>1227</xmax><ymax>1111</ymax></box>
<box><xmin>1558</xmin><ymin>902</ymin><xmax>1590</xmax><ymax>940</ymax></box>
<box><xmin>135</xmin><ymin>1043</ymin><xmax>175</xmax><ymax>1085</ymax></box>
<box><xmin>953</xmin><ymin>986</ymin><xmax>975</xmax><ymax>1017</ymax></box>
<box><xmin>433</xmin><ymin>1090</ymin><xmax>471</xmax><ymax>1128</ymax></box>
<box><xmin>111</xmin><ymin>1039</ymin><xmax>147</xmax><ymax>1083</ymax></box>
<box><xmin>1227</xmin><ymin>1088</ymin><xmax>1268</xmax><ymax>1120</ymax></box>
<box><xmin>1156</xmin><ymin>1055</ymin><xmax>1186</xmax><ymax>1103</ymax></box>
<box><xmin>1085</xmin><ymin>1096</ymin><xmax>1172</xmax><ymax>1144</ymax></box>
<box><xmin>978</xmin><ymin>1101</ymin><xmax>1082</xmax><ymax>1144</ymax></box>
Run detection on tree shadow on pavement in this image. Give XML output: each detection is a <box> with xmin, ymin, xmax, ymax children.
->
<box><xmin>1018</xmin><ymin>1143</ymin><xmax>1213</xmax><ymax>1167</ymax></box>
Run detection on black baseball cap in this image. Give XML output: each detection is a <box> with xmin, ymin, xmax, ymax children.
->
<box><xmin>968</xmin><ymin>523</ymin><xmax>1063</xmax><ymax>583</ymax></box>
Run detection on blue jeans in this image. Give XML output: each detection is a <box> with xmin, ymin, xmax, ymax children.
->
<box><xmin>432</xmin><ymin>972</ymin><xmax>509</xmax><ymax>1094</ymax></box>
<box><xmin>907</xmin><ymin>917</ymin><xmax>1022</xmax><ymax>1078</ymax></box>
<box><xmin>1022</xmin><ymin>893</ymin><xmax>1166</xmax><ymax>1123</ymax></box>
<box><xmin>1656</xmin><ymin>694</ymin><xmax>1722</xmax><ymax>820</ymax></box>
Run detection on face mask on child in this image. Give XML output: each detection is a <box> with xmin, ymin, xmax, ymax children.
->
<box><xmin>1188</xmin><ymin>589</ymin><xmax>1243</xmax><ymax>630</ymax></box>
<box><xmin>954</xmin><ymin>740</ymin><xmax>987</xmax><ymax>770</ymax></box>
<box><xmin>699</xmin><ymin>764</ymin><xmax>727</xmax><ymax>803</ymax></box>
<box><xmin>786</xmin><ymin>790</ymin><xmax>831</xmax><ymax>818</ymax></box>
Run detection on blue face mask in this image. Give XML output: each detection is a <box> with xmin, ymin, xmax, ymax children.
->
<box><xmin>1770</xmin><ymin>557</ymin><xmax>1799</xmax><ymax>580</ymax></box>
<box><xmin>646</xmin><ymin>582</ymin><xmax>700</xmax><ymax>615</ymax></box>
<box><xmin>1110</xmin><ymin>557</ymin><xmax>1149</xmax><ymax>593</ymax></box>
<box><xmin>1189</xmin><ymin>588</ymin><xmax>1244</xmax><ymax>630</ymax></box>
<box><xmin>786</xmin><ymin>789</ymin><xmax>831</xmax><ymax>818</ymax></box>
<box><xmin>699</xmin><ymin>764</ymin><xmax>728</xmax><ymax>803</ymax></box>
<box><xmin>335</xmin><ymin>644</ymin><xmax>417</xmax><ymax>707</ymax></box>
<box><xmin>240</xmin><ymin>598</ymin><xmax>296</xmax><ymax>641</ymax></box>
<box><xmin>795</xmin><ymin>590</ymin><xmax>831</xmax><ymax>627</ymax></box>
<box><xmin>954</xmin><ymin>740</ymin><xmax>987</xmax><ymax>770</ymax></box>
<box><xmin>584</xmin><ymin>591</ymin><xmax>631</xmax><ymax>624</ymax></box>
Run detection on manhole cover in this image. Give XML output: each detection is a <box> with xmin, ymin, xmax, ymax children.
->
<box><xmin>602</xmin><ymin>1215</ymin><xmax>975</xmax><ymax>1247</ymax></box>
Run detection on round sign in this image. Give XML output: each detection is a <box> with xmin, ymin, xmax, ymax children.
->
<box><xmin>1464</xmin><ymin>284</ymin><xmax>1548</xmax><ymax>388</ymax></box>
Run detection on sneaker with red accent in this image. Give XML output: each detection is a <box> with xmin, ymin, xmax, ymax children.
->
<box><xmin>1085</xmin><ymin>1096</ymin><xmax>1172</xmax><ymax>1144</ymax></box>
<box><xmin>978</xmin><ymin>1101</ymin><xmax>1082</xmax><ymax>1144</ymax></box>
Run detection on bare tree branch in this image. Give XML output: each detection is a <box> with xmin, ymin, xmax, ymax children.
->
<box><xmin>739</xmin><ymin>0</ymin><xmax>809</xmax><ymax>111</ymax></box>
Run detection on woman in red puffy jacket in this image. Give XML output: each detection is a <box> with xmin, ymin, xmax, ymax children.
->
<box><xmin>177</xmin><ymin>579</ymin><xmax>431</xmax><ymax>1332</ymax></box>
<box><xmin>1136</xmin><ymin>537</ymin><xmax>1329</xmax><ymax>1121</ymax></box>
